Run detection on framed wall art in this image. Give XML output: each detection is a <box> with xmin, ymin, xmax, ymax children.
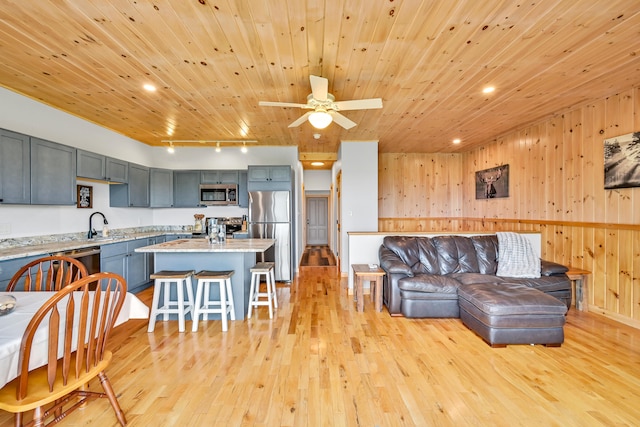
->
<box><xmin>475</xmin><ymin>164</ymin><xmax>509</xmax><ymax>199</ymax></box>
<box><xmin>77</xmin><ymin>184</ymin><xmax>93</xmax><ymax>208</ymax></box>
<box><xmin>604</xmin><ymin>131</ymin><xmax>640</xmax><ymax>189</ymax></box>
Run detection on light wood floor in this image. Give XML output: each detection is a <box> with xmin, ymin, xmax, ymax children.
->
<box><xmin>2</xmin><ymin>266</ymin><xmax>640</xmax><ymax>426</ymax></box>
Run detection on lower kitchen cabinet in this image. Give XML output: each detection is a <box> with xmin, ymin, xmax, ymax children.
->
<box><xmin>0</xmin><ymin>255</ymin><xmax>43</xmax><ymax>291</ymax></box>
<box><xmin>100</xmin><ymin>238</ymin><xmax>153</xmax><ymax>293</ymax></box>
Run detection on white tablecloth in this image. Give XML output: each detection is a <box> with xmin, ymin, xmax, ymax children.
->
<box><xmin>0</xmin><ymin>291</ymin><xmax>149</xmax><ymax>389</ymax></box>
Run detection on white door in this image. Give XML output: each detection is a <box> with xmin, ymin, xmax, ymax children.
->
<box><xmin>306</xmin><ymin>197</ymin><xmax>328</xmax><ymax>245</ymax></box>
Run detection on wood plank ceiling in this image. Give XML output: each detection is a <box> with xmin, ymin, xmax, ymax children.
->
<box><xmin>0</xmin><ymin>1</ymin><xmax>639</xmax><ymax>168</ymax></box>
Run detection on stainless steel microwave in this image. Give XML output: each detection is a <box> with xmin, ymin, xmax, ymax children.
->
<box><xmin>199</xmin><ymin>184</ymin><xmax>238</xmax><ymax>206</ymax></box>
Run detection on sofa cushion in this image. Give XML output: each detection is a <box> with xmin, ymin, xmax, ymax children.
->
<box><xmin>458</xmin><ymin>282</ymin><xmax>568</xmax><ymax>316</ymax></box>
<box><xmin>432</xmin><ymin>236</ymin><xmax>480</xmax><ymax>274</ymax></box>
<box><xmin>502</xmin><ymin>275</ymin><xmax>571</xmax><ymax>293</ymax></box>
<box><xmin>540</xmin><ymin>260</ymin><xmax>569</xmax><ymax>276</ymax></box>
<box><xmin>471</xmin><ymin>235</ymin><xmax>499</xmax><ymax>274</ymax></box>
<box><xmin>448</xmin><ymin>272</ymin><xmax>503</xmax><ymax>285</ymax></box>
<box><xmin>397</xmin><ymin>274</ymin><xmax>461</xmax><ymax>294</ymax></box>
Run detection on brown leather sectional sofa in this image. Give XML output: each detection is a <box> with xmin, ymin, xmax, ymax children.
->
<box><xmin>378</xmin><ymin>235</ymin><xmax>572</xmax><ymax>318</ymax></box>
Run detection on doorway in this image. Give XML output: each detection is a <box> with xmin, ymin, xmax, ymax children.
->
<box><xmin>305</xmin><ymin>196</ymin><xmax>329</xmax><ymax>245</ymax></box>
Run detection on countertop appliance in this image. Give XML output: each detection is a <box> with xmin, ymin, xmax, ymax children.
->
<box><xmin>248</xmin><ymin>191</ymin><xmax>292</xmax><ymax>282</ymax></box>
<box><xmin>199</xmin><ymin>184</ymin><xmax>238</xmax><ymax>206</ymax></box>
<box><xmin>194</xmin><ymin>217</ymin><xmax>245</xmax><ymax>239</ymax></box>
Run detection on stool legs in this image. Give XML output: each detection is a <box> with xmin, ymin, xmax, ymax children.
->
<box><xmin>192</xmin><ymin>274</ymin><xmax>236</xmax><ymax>332</ymax></box>
<box><xmin>247</xmin><ymin>266</ymin><xmax>277</xmax><ymax>319</ymax></box>
<box><xmin>148</xmin><ymin>275</ymin><xmax>195</xmax><ymax>333</ymax></box>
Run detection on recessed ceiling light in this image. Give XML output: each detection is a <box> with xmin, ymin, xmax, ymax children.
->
<box><xmin>143</xmin><ymin>83</ymin><xmax>156</xmax><ymax>92</ymax></box>
<box><xmin>311</xmin><ymin>161</ymin><xmax>324</xmax><ymax>166</ymax></box>
<box><xmin>452</xmin><ymin>138</ymin><xmax>461</xmax><ymax>144</ymax></box>
<box><xmin>482</xmin><ymin>86</ymin><xmax>495</xmax><ymax>94</ymax></box>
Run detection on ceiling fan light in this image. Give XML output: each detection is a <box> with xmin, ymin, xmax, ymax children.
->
<box><xmin>308</xmin><ymin>111</ymin><xmax>332</xmax><ymax>129</ymax></box>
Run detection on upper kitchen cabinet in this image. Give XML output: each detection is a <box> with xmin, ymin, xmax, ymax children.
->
<box><xmin>150</xmin><ymin>168</ymin><xmax>173</xmax><ymax>207</ymax></box>
<box><xmin>247</xmin><ymin>166</ymin><xmax>291</xmax><ymax>182</ymax></box>
<box><xmin>77</xmin><ymin>149</ymin><xmax>128</xmax><ymax>183</ymax></box>
<box><xmin>109</xmin><ymin>163</ymin><xmax>149</xmax><ymax>207</ymax></box>
<box><xmin>247</xmin><ymin>165</ymin><xmax>292</xmax><ymax>191</ymax></box>
<box><xmin>30</xmin><ymin>137</ymin><xmax>76</xmax><ymax>205</ymax></box>
<box><xmin>106</xmin><ymin>157</ymin><xmax>128</xmax><ymax>183</ymax></box>
<box><xmin>173</xmin><ymin>170</ymin><xmax>201</xmax><ymax>207</ymax></box>
<box><xmin>0</xmin><ymin>129</ymin><xmax>30</xmax><ymax>204</ymax></box>
<box><xmin>238</xmin><ymin>170</ymin><xmax>248</xmax><ymax>208</ymax></box>
<box><xmin>201</xmin><ymin>170</ymin><xmax>239</xmax><ymax>184</ymax></box>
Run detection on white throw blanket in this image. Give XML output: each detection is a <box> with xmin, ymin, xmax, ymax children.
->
<box><xmin>496</xmin><ymin>232</ymin><xmax>541</xmax><ymax>278</ymax></box>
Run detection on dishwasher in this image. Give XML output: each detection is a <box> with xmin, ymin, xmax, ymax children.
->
<box><xmin>55</xmin><ymin>246</ymin><xmax>101</xmax><ymax>275</ymax></box>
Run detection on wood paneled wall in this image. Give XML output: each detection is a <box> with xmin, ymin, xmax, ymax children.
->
<box><xmin>379</xmin><ymin>86</ymin><xmax>640</xmax><ymax>328</ymax></box>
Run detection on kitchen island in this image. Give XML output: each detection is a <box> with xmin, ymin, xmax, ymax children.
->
<box><xmin>135</xmin><ymin>238</ymin><xmax>275</xmax><ymax>320</ymax></box>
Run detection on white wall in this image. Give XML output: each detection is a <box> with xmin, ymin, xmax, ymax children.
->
<box><xmin>303</xmin><ymin>170</ymin><xmax>332</xmax><ymax>191</ymax></box>
<box><xmin>339</xmin><ymin>141</ymin><xmax>379</xmax><ymax>274</ymax></box>
<box><xmin>0</xmin><ymin>87</ymin><xmax>301</xmax><ymax>242</ymax></box>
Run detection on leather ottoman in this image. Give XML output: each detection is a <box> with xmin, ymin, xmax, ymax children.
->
<box><xmin>457</xmin><ymin>282</ymin><xmax>568</xmax><ymax>347</ymax></box>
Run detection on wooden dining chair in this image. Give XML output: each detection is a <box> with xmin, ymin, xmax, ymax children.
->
<box><xmin>6</xmin><ymin>255</ymin><xmax>89</xmax><ymax>292</ymax></box>
<box><xmin>0</xmin><ymin>272</ymin><xmax>128</xmax><ymax>427</ymax></box>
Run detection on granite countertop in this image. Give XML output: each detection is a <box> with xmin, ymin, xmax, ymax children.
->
<box><xmin>135</xmin><ymin>238</ymin><xmax>275</xmax><ymax>253</ymax></box>
<box><xmin>0</xmin><ymin>230</ymin><xmax>191</xmax><ymax>262</ymax></box>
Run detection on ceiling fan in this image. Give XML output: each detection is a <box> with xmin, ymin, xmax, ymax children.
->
<box><xmin>258</xmin><ymin>75</ymin><xmax>383</xmax><ymax>130</ymax></box>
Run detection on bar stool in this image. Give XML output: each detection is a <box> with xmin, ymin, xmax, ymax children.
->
<box><xmin>247</xmin><ymin>262</ymin><xmax>278</xmax><ymax>319</ymax></box>
<box><xmin>191</xmin><ymin>270</ymin><xmax>236</xmax><ymax>332</ymax></box>
<box><xmin>147</xmin><ymin>270</ymin><xmax>195</xmax><ymax>333</ymax></box>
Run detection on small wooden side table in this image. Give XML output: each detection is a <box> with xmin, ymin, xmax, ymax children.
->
<box><xmin>352</xmin><ymin>264</ymin><xmax>385</xmax><ymax>312</ymax></box>
<box><xmin>565</xmin><ymin>267</ymin><xmax>591</xmax><ymax>312</ymax></box>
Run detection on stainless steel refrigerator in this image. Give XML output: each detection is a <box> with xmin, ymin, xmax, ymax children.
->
<box><xmin>248</xmin><ymin>191</ymin><xmax>292</xmax><ymax>282</ymax></box>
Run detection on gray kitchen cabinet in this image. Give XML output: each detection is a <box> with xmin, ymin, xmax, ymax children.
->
<box><xmin>150</xmin><ymin>168</ymin><xmax>174</xmax><ymax>207</ymax></box>
<box><xmin>100</xmin><ymin>238</ymin><xmax>152</xmax><ymax>293</ymax></box>
<box><xmin>106</xmin><ymin>157</ymin><xmax>128</xmax><ymax>183</ymax></box>
<box><xmin>100</xmin><ymin>242</ymin><xmax>127</xmax><ymax>284</ymax></box>
<box><xmin>77</xmin><ymin>150</ymin><xmax>128</xmax><ymax>183</ymax></box>
<box><xmin>165</xmin><ymin>234</ymin><xmax>190</xmax><ymax>241</ymax></box>
<box><xmin>109</xmin><ymin>163</ymin><xmax>149</xmax><ymax>207</ymax></box>
<box><xmin>77</xmin><ymin>149</ymin><xmax>106</xmax><ymax>180</ymax></box>
<box><xmin>0</xmin><ymin>128</ymin><xmax>30</xmax><ymax>204</ymax></box>
<box><xmin>247</xmin><ymin>165</ymin><xmax>291</xmax><ymax>182</ymax></box>
<box><xmin>126</xmin><ymin>238</ymin><xmax>150</xmax><ymax>292</ymax></box>
<box><xmin>30</xmin><ymin>137</ymin><xmax>76</xmax><ymax>205</ymax></box>
<box><xmin>201</xmin><ymin>170</ymin><xmax>239</xmax><ymax>184</ymax></box>
<box><xmin>0</xmin><ymin>255</ymin><xmax>42</xmax><ymax>291</ymax></box>
<box><xmin>173</xmin><ymin>170</ymin><xmax>201</xmax><ymax>207</ymax></box>
<box><xmin>147</xmin><ymin>235</ymin><xmax>166</xmax><ymax>274</ymax></box>
<box><xmin>247</xmin><ymin>165</ymin><xmax>292</xmax><ymax>191</ymax></box>
<box><xmin>238</xmin><ymin>170</ymin><xmax>248</xmax><ymax>207</ymax></box>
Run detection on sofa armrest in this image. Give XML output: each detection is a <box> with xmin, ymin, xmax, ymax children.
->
<box><xmin>540</xmin><ymin>259</ymin><xmax>569</xmax><ymax>276</ymax></box>
<box><xmin>379</xmin><ymin>246</ymin><xmax>414</xmax><ymax>277</ymax></box>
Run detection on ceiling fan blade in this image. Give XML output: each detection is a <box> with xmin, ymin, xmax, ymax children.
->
<box><xmin>309</xmin><ymin>75</ymin><xmax>329</xmax><ymax>101</ymax></box>
<box><xmin>259</xmin><ymin>101</ymin><xmax>308</xmax><ymax>108</ymax></box>
<box><xmin>330</xmin><ymin>111</ymin><xmax>357</xmax><ymax>130</ymax></box>
<box><xmin>288</xmin><ymin>111</ymin><xmax>312</xmax><ymax>128</ymax></box>
<box><xmin>333</xmin><ymin>98</ymin><xmax>383</xmax><ymax>111</ymax></box>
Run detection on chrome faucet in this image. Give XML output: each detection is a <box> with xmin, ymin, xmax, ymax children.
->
<box><xmin>88</xmin><ymin>212</ymin><xmax>108</xmax><ymax>239</ymax></box>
